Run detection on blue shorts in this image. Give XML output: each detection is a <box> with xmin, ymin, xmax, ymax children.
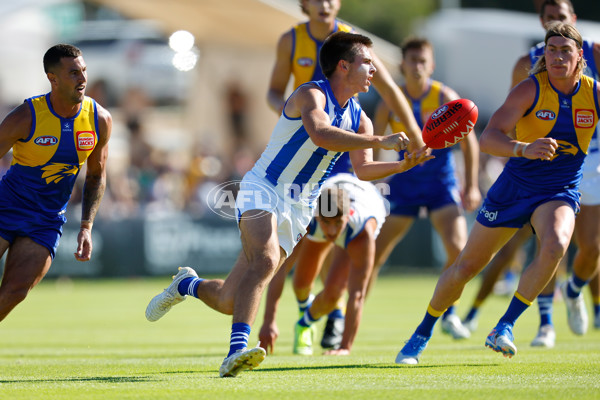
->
<box><xmin>0</xmin><ymin>204</ymin><xmax>65</xmax><ymax>259</ymax></box>
<box><xmin>384</xmin><ymin>173</ymin><xmax>460</xmax><ymax>217</ymax></box>
<box><xmin>476</xmin><ymin>172</ymin><xmax>580</xmax><ymax>228</ymax></box>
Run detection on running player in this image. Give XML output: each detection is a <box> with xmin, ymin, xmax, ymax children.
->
<box><xmin>146</xmin><ymin>32</ymin><xmax>432</xmax><ymax>377</ymax></box>
<box><xmin>265</xmin><ymin>0</ymin><xmax>425</xmax><ymax>349</ymax></box>
<box><xmin>396</xmin><ymin>22</ymin><xmax>600</xmax><ymax>364</ymax></box>
<box><xmin>370</xmin><ymin>37</ymin><xmax>481</xmax><ymax>340</ymax></box>
<box><xmin>0</xmin><ymin>44</ymin><xmax>112</xmax><ymax>322</ymax></box>
<box><xmin>462</xmin><ymin>0</ymin><xmax>600</xmax><ymax>346</ymax></box>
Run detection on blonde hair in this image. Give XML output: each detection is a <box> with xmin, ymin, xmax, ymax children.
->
<box><xmin>530</xmin><ymin>21</ymin><xmax>586</xmax><ymax>77</ymax></box>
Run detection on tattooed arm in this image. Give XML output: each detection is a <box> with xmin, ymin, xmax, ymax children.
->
<box><xmin>74</xmin><ymin>103</ymin><xmax>112</xmax><ymax>261</ymax></box>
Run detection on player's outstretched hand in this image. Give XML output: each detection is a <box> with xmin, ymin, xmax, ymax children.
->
<box><xmin>258</xmin><ymin>320</ymin><xmax>279</xmax><ymax>355</ymax></box>
<box><xmin>399</xmin><ymin>146</ymin><xmax>435</xmax><ymax>173</ymax></box>
<box><xmin>380</xmin><ymin>132</ymin><xmax>410</xmax><ymax>152</ymax></box>
<box><xmin>74</xmin><ymin>228</ymin><xmax>93</xmax><ymax>261</ymax></box>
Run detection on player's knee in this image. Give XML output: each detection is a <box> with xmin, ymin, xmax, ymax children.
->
<box><xmin>248</xmin><ymin>255</ymin><xmax>280</xmax><ymax>280</ymax></box>
<box><xmin>578</xmin><ymin>241</ymin><xmax>600</xmax><ymax>261</ymax></box>
<box><xmin>453</xmin><ymin>260</ymin><xmax>483</xmax><ymax>283</ymax></box>
<box><xmin>322</xmin><ymin>289</ymin><xmax>344</xmax><ymax>308</ymax></box>
<box><xmin>0</xmin><ymin>284</ymin><xmax>30</xmax><ymax>306</ymax></box>
<box><xmin>540</xmin><ymin>237</ymin><xmax>569</xmax><ymax>262</ymax></box>
<box><xmin>347</xmin><ymin>288</ymin><xmax>366</xmax><ymax>306</ymax></box>
<box><xmin>293</xmin><ymin>275</ymin><xmax>313</xmax><ymax>291</ymax></box>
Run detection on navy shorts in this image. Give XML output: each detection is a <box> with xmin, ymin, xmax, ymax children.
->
<box><xmin>384</xmin><ymin>173</ymin><xmax>460</xmax><ymax>217</ymax></box>
<box><xmin>476</xmin><ymin>172</ymin><xmax>580</xmax><ymax>228</ymax></box>
<box><xmin>0</xmin><ymin>204</ymin><xmax>65</xmax><ymax>259</ymax></box>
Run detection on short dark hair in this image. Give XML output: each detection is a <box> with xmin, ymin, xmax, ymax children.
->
<box><xmin>319</xmin><ymin>31</ymin><xmax>372</xmax><ymax>79</ymax></box>
<box><xmin>43</xmin><ymin>44</ymin><xmax>82</xmax><ymax>73</ymax></box>
<box><xmin>540</xmin><ymin>0</ymin><xmax>574</xmax><ymax>18</ymax></box>
<box><xmin>299</xmin><ymin>0</ymin><xmax>308</xmax><ymax>15</ymax></box>
<box><xmin>400</xmin><ymin>36</ymin><xmax>433</xmax><ymax>58</ymax></box>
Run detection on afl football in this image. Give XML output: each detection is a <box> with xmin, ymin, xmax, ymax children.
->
<box><xmin>422</xmin><ymin>99</ymin><xmax>478</xmax><ymax>149</ymax></box>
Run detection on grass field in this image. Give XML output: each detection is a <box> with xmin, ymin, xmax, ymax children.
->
<box><xmin>1</xmin><ymin>272</ymin><xmax>599</xmax><ymax>400</ymax></box>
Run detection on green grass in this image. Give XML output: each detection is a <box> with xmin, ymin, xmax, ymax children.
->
<box><xmin>0</xmin><ymin>272</ymin><xmax>599</xmax><ymax>399</ymax></box>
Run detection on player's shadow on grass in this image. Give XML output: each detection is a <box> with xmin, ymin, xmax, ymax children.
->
<box><xmin>0</xmin><ymin>376</ymin><xmax>155</xmax><ymax>384</ymax></box>
<box><xmin>259</xmin><ymin>363</ymin><xmax>500</xmax><ymax>372</ymax></box>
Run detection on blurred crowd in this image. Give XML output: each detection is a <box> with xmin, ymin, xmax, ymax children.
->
<box><xmin>72</xmin><ymin>81</ymin><xmax>259</xmax><ymax>220</ymax></box>
<box><xmin>0</xmin><ymin>79</ymin><xmax>504</xmax><ymax>223</ymax></box>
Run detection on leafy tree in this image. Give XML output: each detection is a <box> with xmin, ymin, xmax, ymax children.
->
<box><xmin>338</xmin><ymin>0</ymin><xmax>437</xmax><ymax>45</ymax></box>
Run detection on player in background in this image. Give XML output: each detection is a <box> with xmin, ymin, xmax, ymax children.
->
<box><xmin>0</xmin><ymin>44</ymin><xmax>112</xmax><ymax>322</ymax></box>
<box><xmin>370</xmin><ymin>37</ymin><xmax>481</xmax><ymax>340</ymax></box>
<box><xmin>265</xmin><ymin>0</ymin><xmax>425</xmax><ymax>350</ymax></box>
<box><xmin>261</xmin><ymin>174</ymin><xmax>387</xmax><ymax>355</ymax></box>
<box><xmin>396</xmin><ymin>22</ymin><xmax>600</xmax><ymax>364</ymax></box>
<box><xmin>146</xmin><ymin>32</ymin><xmax>432</xmax><ymax>377</ymax></box>
<box><xmin>462</xmin><ymin>0</ymin><xmax>600</xmax><ymax>346</ymax></box>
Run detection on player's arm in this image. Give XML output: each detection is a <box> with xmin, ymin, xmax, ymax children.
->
<box><xmin>371</xmin><ymin>100</ymin><xmax>391</xmax><ymax>160</ymax></box>
<box><xmin>74</xmin><ymin>104</ymin><xmax>112</xmax><ymax>261</ymax></box>
<box><xmin>267</xmin><ymin>30</ymin><xmax>293</xmax><ymax>115</ymax></box>
<box><xmin>330</xmin><ymin>218</ymin><xmax>377</xmax><ymax>354</ymax></box>
<box><xmin>442</xmin><ymin>87</ymin><xmax>481</xmax><ymax>212</ymax></box>
<box><xmin>592</xmin><ymin>42</ymin><xmax>600</xmax><ymax>72</ymax></box>
<box><xmin>287</xmin><ymin>84</ymin><xmax>409</xmax><ymax>152</ymax></box>
<box><xmin>480</xmin><ymin>79</ymin><xmax>556</xmax><ymax>160</ymax></box>
<box><xmin>511</xmin><ymin>54</ymin><xmax>532</xmax><ymax>89</ymax></box>
<box><xmin>349</xmin><ymin>111</ymin><xmax>433</xmax><ymax>181</ymax></box>
<box><xmin>370</xmin><ymin>51</ymin><xmax>425</xmax><ymax>150</ymax></box>
<box><xmin>0</xmin><ymin>103</ymin><xmax>32</xmax><ymax>158</ymax></box>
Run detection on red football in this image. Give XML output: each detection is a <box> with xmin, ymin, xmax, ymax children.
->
<box><xmin>422</xmin><ymin>99</ymin><xmax>478</xmax><ymax>149</ymax></box>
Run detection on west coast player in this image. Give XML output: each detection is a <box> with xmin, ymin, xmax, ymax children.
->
<box><xmin>396</xmin><ymin>22</ymin><xmax>600</xmax><ymax>364</ymax></box>
<box><xmin>0</xmin><ymin>44</ymin><xmax>112</xmax><ymax>322</ymax></box>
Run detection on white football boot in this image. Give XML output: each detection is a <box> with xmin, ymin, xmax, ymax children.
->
<box><xmin>145</xmin><ymin>267</ymin><xmax>198</xmax><ymax>322</ymax></box>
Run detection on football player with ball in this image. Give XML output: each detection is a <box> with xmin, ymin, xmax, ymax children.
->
<box><xmin>396</xmin><ymin>22</ymin><xmax>600</xmax><ymax>364</ymax></box>
<box><xmin>371</xmin><ymin>37</ymin><xmax>481</xmax><ymax>340</ymax></box>
<box><xmin>146</xmin><ymin>32</ymin><xmax>432</xmax><ymax>378</ymax></box>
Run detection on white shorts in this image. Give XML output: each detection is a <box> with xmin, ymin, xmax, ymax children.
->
<box><xmin>235</xmin><ymin>170</ymin><xmax>313</xmax><ymax>256</ymax></box>
<box><xmin>580</xmin><ymin>151</ymin><xmax>600</xmax><ymax>206</ymax></box>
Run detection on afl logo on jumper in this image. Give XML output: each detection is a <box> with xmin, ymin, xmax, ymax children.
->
<box><xmin>536</xmin><ymin>110</ymin><xmax>556</xmax><ymax>121</ymax></box>
<box><xmin>575</xmin><ymin>109</ymin><xmax>595</xmax><ymax>128</ymax></box>
<box><xmin>34</xmin><ymin>136</ymin><xmax>58</xmax><ymax>146</ymax></box>
<box><xmin>76</xmin><ymin>131</ymin><xmax>96</xmax><ymax>151</ymax></box>
<box><xmin>431</xmin><ymin>105</ymin><xmax>448</xmax><ymax>119</ymax></box>
<box><xmin>297</xmin><ymin>57</ymin><xmax>314</xmax><ymax>67</ymax></box>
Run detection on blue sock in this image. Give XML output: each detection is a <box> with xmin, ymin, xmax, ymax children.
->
<box><xmin>499</xmin><ymin>295</ymin><xmax>530</xmax><ymax>326</ymax></box>
<box><xmin>537</xmin><ymin>293</ymin><xmax>554</xmax><ymax>326</ymax></box>
<box><xmin>177</xmin><ymin>277</ymin><xmax>204</xmax><ymax>298</ymax></box>
<box><xmin>505</xmin><ymin>270</ymin><xmax>516</xmax><ymax>282</ymax></box>
<box><xmin>328</xmin><ymin>308</ymin><xmax>344</xmax><ymax>320</ymax></box>
<box><xmin>228</xmin><ymin>322</ymin><xmax>251</xmax><ymax>357</ymax></box>
<box><xmin>566</xmin><ymin>274</ymin><xmax>588</xmax><ymax>298</ymax></box>
<box><xmin>442</xmin><ymin>305</ymin><xmax>455</xmax><ymax>320</ymax></box>
<box><xmin>298</xmin><ymin>309</ymin><xmax>319</xmax><ymax>327</ymax></box>
<box><xmin>297</xmin><ymin>294</ymin><xmax>314</xmax><ymax>313</ymax></box>
<box><xmin>594</xmin><ymin>302</ymin><xmax>600</xmax><ymax>318</ymax></box>
<box><xmin>464</xmin><ymin>307</ymin><xmax>479</xmax><ymax>322</ymax></box>
<box><xmin>415</xmin><ymin>311</ymin><xmax>441</xmax><ymax>338</ymax></box>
